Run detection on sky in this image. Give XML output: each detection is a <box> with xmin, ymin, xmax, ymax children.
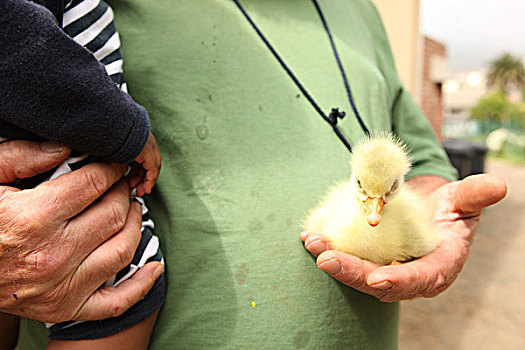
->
<box><xmin>421</xmin><ymin>0</ymin><xmax>525</xmax><ymax>74</ymax></box>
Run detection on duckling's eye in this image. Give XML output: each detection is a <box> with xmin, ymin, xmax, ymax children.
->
<box><xmin>390</xmin><ymin>179</ymin><xmax>399</xmax><ymax>192</ymax></box>
<box><xmin>356</xmin><ymin>179</ymin><xmax>367</xmax><ymax>195</ymax></box>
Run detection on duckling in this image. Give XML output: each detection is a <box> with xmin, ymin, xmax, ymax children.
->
<box><xmin>304</xmin><ymin>134</ymin><xmax>442</xmax><ymax>265</ymax></box>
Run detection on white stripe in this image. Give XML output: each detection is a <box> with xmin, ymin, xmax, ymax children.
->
<box><xmin>135</xmin><ymin>196</ymin><xmax>146</xmax><ymax>208</ymax></box>
<box><xmin>73</xmin><ymin>7</ymin><xmax>114</xmax><ymax>47</ymax></box>
<box><xmin>104</xmin><ymin>59</ymin><xmax>123</xmax><ymax>76</ymax></box>
<box><xmin>114</xmin><ymin>236</ymin><xmax>160</xmax><ymax>287</ymax></box>
<box><xmin>63</xmin><ymin>0</ymin><xmax>100</xmax><ymax>27</ymax></box>
<box><xmin>48</xmin><ymin>154</ymin><xmax>89</xmax><ymax>180</ymax></box>
<box><xmin>142</xmin><ymin>219</ymin><xmax>155</xmax><ymax>230</ymax></box>
<box><xmin>120</xmin><ymin>82</ymin><xmax>128</xmax><ymax>93</ymax></box>
<box><xmin>46</xmin><ymin>320</ymin><xmax>82</xmax><ymax>330</ymax></box>
<box><xmin>93</xmin><ymin>32</ymin><xmax>120</xmax><ymax>61</ymax></box>
<box><xmin>135</xmin><ymin>197</ymin><xmax>155</xmax><ymax>229</ymax></box>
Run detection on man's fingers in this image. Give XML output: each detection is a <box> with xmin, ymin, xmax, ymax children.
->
<box><xmin>0</xmin><ymin>140</ymin><xmax>71</xmax><ymax>183</ymax></box>
<box><xmin>366</xmin><ymin>261</ymin><xmax>431</xmax><ymax>302</ymax></box>
<box><xmin>302</xmin><ymin>232</ymin><xmax>333</xmax><ymax>257</ymax></box>
<box><xmin>64</xmin><ymin>179</ymin><xmax>132</xmax><ymax>264</ymax></box>
<box><xmin>454</xmin><ymin>174</ymin><xmax>507</xmax><ymax>214</ymax></box>
<box><xmin>316</xmin><ymin>250</ymin><xmax>381</xmax><ymax>294</ymax></box>
<box><xmin>0</xmin><ymin>185</ymin><xmax>20</xmax><ymax>198</ymax></box>
<box><xmin>366</xmin><ymin>237</ymin><xmax>469</xmax><ymax>302</ymax></box>
<box><xmin>76</xmin><ymin>201</ymin><xmax>143</xmax><ymax>292</ymax></box>
<box><xmin>74</xmin><ymin>262</ymin><xmax>164</xmax><ymax>321</ymax></box>
<box><xmin>303</xmin><ymin>232</ymin><xmax>386</xmax><ymax>297</ymax></box>
<box><xmin>37</xmin><ymin>161</ymin><xmax>128</xmax><ymax>221</ymax></box>
<box><xmin>299</xmin><ymin>231</ymin><xmax>310</xmax><ymax>242</ymax></box>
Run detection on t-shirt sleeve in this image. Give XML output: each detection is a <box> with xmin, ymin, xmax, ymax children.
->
<box><xmin>0</xmin><ymin>0</ymin><xmax>150</xmax><ymax>163</ymax></box>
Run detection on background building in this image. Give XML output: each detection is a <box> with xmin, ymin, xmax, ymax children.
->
<box><xmin>371</xmin><ymin>0</ymin><xmax>421</xmax><ymax>98</ymax></box>
<box><xmin>421</xmin><ymin>37</ymin><xmax>447</xmax><ymax>139</ymax></box>
<box><xmin>442</xmin><ymin>70</ymin><xmax>488</xmax><ymax>138</ymax></box>
<box><xmin>372</xmin><ymin>0</ymin><xmax>447</xmax><ymax>139</ymax></box>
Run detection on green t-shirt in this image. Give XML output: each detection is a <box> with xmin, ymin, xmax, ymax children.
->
<box><xmin>18</xmin><ymin>0</ymin><xmax>456</xmax><ymax>349</ymax></box>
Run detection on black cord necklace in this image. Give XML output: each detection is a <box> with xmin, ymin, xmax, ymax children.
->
<box><xmin>233</xmin><ymin>0</ymin><xmax>370</xmax><ymax>153</ymax></box>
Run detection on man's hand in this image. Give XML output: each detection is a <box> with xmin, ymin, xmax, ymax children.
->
<box><xmin>300</xmin><ymin>174</ymin><xmax>507</xmax><ymax>302</ymax></box>
<box><xmin>0</xmin><ymin>140</ymin><xmax>163</xmax><ymax>322</ymax></box>
<box><xmin>0</xmin><ymin>140</ymin><xmax>71</xmax><ymax>183</ymax></box>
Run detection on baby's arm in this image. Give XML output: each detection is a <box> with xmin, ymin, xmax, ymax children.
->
<box><xmin>0</xmin><ymin>312</ymin><xmax>19</xmax><ymax>350</ymax></box>
<box><xmin>1</xmin><ymin>0</ymin><xmax>149</xmax><ymax>164</ymax></box>
<box><xmin>130</xmin><ymin>133</ymin><xmax>162</xmax><ymax>197</ymax></box>
<box><xmin>45</xmin><ymin>311</ymin><xmax>159</xmax><ymax>350</ymax></box>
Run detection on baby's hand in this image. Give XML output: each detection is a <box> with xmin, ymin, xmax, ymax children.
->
<box><xmin>130</xmin><ymin>132</ymin><xmax>161</xmax><ymax>197</ymax></box>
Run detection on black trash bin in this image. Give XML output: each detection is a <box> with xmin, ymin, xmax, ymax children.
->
<box><xmin>442</xmin><ymin>139</ymin><xmax>488</xmax><ymax>179</ymax></box>
<box><xmin>470</xmin><ymin>142</ymin><xmax>489</xmax><ymax>175</ymax></box>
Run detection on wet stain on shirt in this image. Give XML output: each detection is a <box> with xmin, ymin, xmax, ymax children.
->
<box><xmin>235</xmin><ymin>263</ymin><xmax>249</xmax><ymax>285</ymax></box>
<box><xmin>196</xmin><ymin>125</ymin><xmax>209</xmax><ymax>140</ymax></box>
<box><xmin>294</xmin><ymin>330</ymin><xmax>311</xmax><ymax>349</ymax></box>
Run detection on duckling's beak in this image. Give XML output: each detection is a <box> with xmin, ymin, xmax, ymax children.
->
<box><xmin>364</xmin><ymin>197</ymin><xmax>385</xmax><ymax>226</ymax></box>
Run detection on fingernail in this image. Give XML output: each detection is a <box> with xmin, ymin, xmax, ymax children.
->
<box><xmin>318</xmin><ymin>258</ymin><xmax>342</xmax><ymax>275</ymax></box>
<box><xmin>154</xmin><ymin>264</ymin><xmax>164</xmax><ymax>279</ymax></box>
<box><xmin>305</xmin><ymin>238</ymin><xmax>328</xmax><ymax>257</ymax></box>
<box><xmin>41</xmin><ymin>141</ymin><xmax>64</xmax><ymax>153</ymax></box>
<box><xmin>369</xmin><ymin>280</ymin><xmax>393</xmax><ymax>290</ymax></box>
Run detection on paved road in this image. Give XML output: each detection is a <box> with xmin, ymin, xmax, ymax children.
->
<box><xmin>399</xmin><ymin>159</ymin><xmax>525</xmax><ymax>349</ymax></box>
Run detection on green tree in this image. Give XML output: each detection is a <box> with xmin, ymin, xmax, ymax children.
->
<box><xmin>511</xmin><ymin>102</ymin><xmax>525</xmax><ymax>129</ymax></box>
<box><xmin>470</xmin><ymin>92</ymin><xmax>525</xmax><ymax>131</ymax></box>
<box><xmin>470</xmin><ymin>91</ymin><xmax>510</xmax><ymax>121</ymax></box>
<box><xmin>487</xmin><ymin>52</ymin><xmax>525</xmax><ymax>94</ymax></box>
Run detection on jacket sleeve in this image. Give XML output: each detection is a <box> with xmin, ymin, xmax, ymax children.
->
<box><xmin>0</xmin><ymin>0</ymin><xmax>150</xmax><ymax>163</ymax></box>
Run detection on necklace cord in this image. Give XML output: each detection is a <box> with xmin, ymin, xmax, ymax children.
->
<box><xmin>311</xmin><ymin>0</ymin><xmax>370</xmax><ymax>137</ymax></box>
<box><xmin>232</xmin><ymin>0</ymin><xmax>370</xmax><ymax>152</ymax></box>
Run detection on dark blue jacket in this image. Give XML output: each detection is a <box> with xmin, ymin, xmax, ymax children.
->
<box><xmin>0</xmin><ymin>0</ymin><xmax>150</xmax><ymax>163</ymax></box>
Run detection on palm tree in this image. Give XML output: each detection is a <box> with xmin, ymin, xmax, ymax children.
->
<box><xmin>487</xmin><ymin>52</ymin><xmax>525</xmax><ymax>95</ymax></box>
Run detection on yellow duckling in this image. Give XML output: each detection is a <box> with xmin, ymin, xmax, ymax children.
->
<box><xmin>304</xmin><ymin>134</ymin><xmax>442</xmax><ymax>265</ymax></box>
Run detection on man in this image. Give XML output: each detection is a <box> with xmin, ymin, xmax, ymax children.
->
<box><xmin>7</xmin><ymin>0</ymin><xmax>506</xmax><ymax>349</ymax></box>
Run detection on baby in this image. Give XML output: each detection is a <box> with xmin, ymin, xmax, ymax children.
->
<box><xmin>0</xmin><ymin>0</ymin><xmax>164</xmax><ymax>347</ymax></box>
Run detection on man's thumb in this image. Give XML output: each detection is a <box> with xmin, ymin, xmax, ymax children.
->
<box><xmin>0</xmin><ymin>140</ymin><xmax>70</xmax><ymax>183</ymax></box>
<box><xmin>453</xmin><ymin>174</ymin><xmax>507</xmax><ymax>213</ymax></box>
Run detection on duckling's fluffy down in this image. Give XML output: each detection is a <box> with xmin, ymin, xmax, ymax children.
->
<box><xmin>304</xmin><ymin>134</ymin><xmax>443</xmax><ymax>265</ymax></box>
<box><xmin>304</xmin><ymin>181</ymin><xmax>441</xmax><ymax>265</ymax></box>
<box><xmin>351</xmin><ymin>134</ymin><xmax>410</xmax><ymax>196</ymax></box>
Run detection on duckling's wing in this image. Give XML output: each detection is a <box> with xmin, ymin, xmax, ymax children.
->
<box><xmin>387</xmin><ymin>188</ymin><xmax>443</xmax><ymax>258</ymax></box>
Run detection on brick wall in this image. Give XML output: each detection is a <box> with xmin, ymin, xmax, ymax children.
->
<box><xmin>421</xmin><ymin>36</ymin><xmax>446</xmax><ymax>140</ymax></box>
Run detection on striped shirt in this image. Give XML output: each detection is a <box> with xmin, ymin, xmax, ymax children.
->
<box><xmin>63</xmin><ymin>0</ymin><xmax>127</xmax><ymax>91</ymax></box>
